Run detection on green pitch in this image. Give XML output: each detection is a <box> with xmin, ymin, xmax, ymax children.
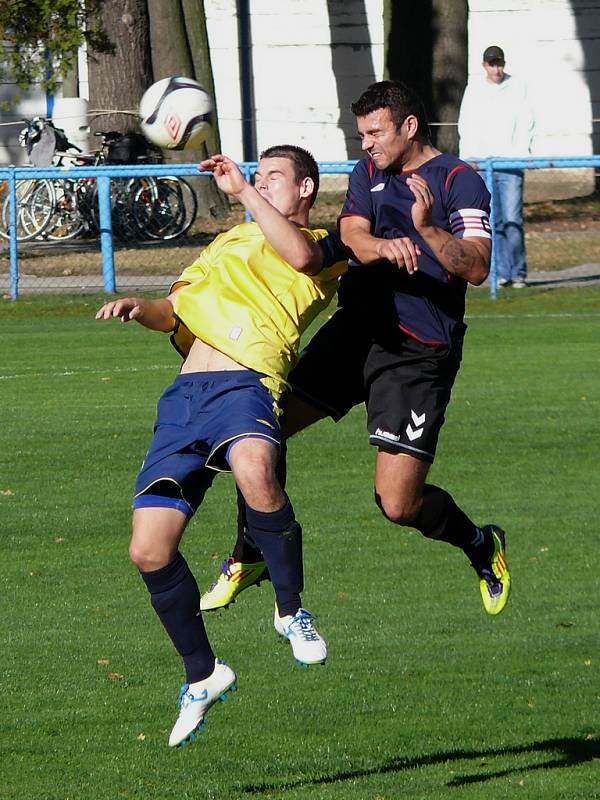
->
<box><xmin>1</xmin><ymin>288</ymin><xmax>599</xmax><ymax>800</ymax></box>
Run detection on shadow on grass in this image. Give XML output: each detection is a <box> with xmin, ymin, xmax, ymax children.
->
<box><xmin>241</xmin><ymin>736</ymin><xmax>600</xmax><ymax>794</ymax></box>
<box><xmin>529</xmin><ymin>273</ymin><xmax>600</xmax><ymax>288</ymax></box>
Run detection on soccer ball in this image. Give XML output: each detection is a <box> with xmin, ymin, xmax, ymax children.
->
<box><xmin>139</xmin><ymin>76</ymin><xmax>213</xmax><ymax>150</ymax></box>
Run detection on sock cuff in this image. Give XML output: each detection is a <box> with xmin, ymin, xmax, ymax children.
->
<box><xmin>245</xmin><ymin>496</ymin><xmax>296</xmax><ymax>534</ymax></box>
<box><xmin>140</xmin><ymin>551</ymin><xmax>189</xmax><ymax>594</ymax></box>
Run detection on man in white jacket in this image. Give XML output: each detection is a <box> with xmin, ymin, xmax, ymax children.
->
<box><xmin>458</xmin><ymin>45</ymin><xmax>535</xmax><ymax>287</ymax></box>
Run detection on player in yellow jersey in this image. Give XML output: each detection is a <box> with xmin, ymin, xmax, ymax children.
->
<box><xmin>96</xmin><ymin>146</ymin><xmax>347</xmax><ymax>748</ymax></box>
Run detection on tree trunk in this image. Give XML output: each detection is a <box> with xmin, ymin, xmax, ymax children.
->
<box><xmin>431</xmin><ymin>0</ymin><xmax>467</xmax><ymax>154</ymax></box>
<box><xmin>147</xmin><ymin>0</ymin><xmax>228</xmax><ymax>216</ymax></box>
<box><xmin>87</xmin><ymin>0</ymin><xmax>152</xmax><ymax>134</ymax></box>
<box><xmin>384</xmin><ymin>0</ymin><xmax>467</xmax><ymax>154</ymax></box>
<box><xmin>61</xmin><ymin>62</ymin><xmax>79</xmax><ymax>99</ymax></box>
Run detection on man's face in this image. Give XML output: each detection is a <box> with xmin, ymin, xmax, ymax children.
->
<box><xmin>356</xmin><ymin>107</ymin><xmax>410</xmax><ymax>171</ymax></box>
<box><xmin>483</xmin><ymin>60</ymin><xmax>505</xmax><ymax>84</ymax></box>
<box><xmin>254</xmin><ymin>156</ymin><xmax>306</xmax><ymax>218</ymax></box>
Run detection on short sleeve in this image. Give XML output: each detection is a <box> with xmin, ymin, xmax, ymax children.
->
<box><xmin>301</xmin><ymin>228</ymin><xmax>347</xmax><ymax>282</ymax></box>
<box><xmin>445</xmin><ymin>166</ymin><xmax>492</xmax><ymax>240</ymax></box>
<box><xmin>339</xmin><ymin>160</ymin><xmax>374</xmax><ymax>222</ymax></box>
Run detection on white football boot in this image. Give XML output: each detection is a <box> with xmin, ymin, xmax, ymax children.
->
<box><xmin>168</xmin><ymin>659</ymin><xmax>237</xmax><ymax>747</ymax></box>
<box><xmin>274</xmin><ymin>606</ymin><xmax>327</xmax><ymax>666</ymax></box>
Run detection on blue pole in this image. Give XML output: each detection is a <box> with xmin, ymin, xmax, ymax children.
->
<box><xmin>97</xmin><ymin>175</ymin><xmax>116</xmax><ymax>292</ymax></box>
<box><xmin>485</xmin><ymin>158</ymin><xmax>497</xmax><ymax>300</ymax></box>
<box><xmin>242</xmin><ymin>164</ymin><xmax>254</xmax><ymax>221</ymax></box>
<box><xmin>45</xmin><ymin>47</ymin><xmax>54</xmax><ymax>118</ymax></box>
<box><xmin>8</xmin><ymin>172</ymin><xmax>19</xmax><ymax>301</ymax></box>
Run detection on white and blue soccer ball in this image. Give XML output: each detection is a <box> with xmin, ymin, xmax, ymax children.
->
<box><xmin>139</xmin><ymin>76</ymin><xmax>213</xmax><ymax>150</ymax></box>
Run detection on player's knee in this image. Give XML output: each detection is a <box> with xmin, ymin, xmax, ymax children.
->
<box><xmin>129</xmin><ymin>541</ymin><xmax>152</xmax><ymax>571</ymax></box>
<box><xmin>232</xmin><ymin>455</ymin><xmax>282</xmax><ymax>510</ymax></box>
<box><xmin>374</xmin><ymin>489</ymin><xmax>420</xmax><ymax>527</ymax></box>
<box><xmin>129</xmin><ymin>540</ymin><xmax>170</xmax><ymax>573</ymax></box>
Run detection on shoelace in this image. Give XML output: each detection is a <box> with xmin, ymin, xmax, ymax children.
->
<box><xmin>177</xmin><ymin>683</ymin><xmax>208</xmax><ymax>708</ymax></box>
<box><xmin>478</xmin><ymin>567</ymin><xmax>503</xmax><ymax>597</ymax></box>
<box><xmin>291</xmin><ymin>611</ymin><xmax>320</xmax><ymax>642</ymax></box>
<box><xmin>222</xmin><ymin>557</ymin><xmax>235</xmax><ymax>577</ymax></box>
<box><xmin>206</xmin><ymin>558</ymin><xmax>234</xmax><ymax>592</ymax></box>
<box><xmin>177</xmin><ymin>684</ymin><xmax>192</xmax><ymax>708</ymax></box>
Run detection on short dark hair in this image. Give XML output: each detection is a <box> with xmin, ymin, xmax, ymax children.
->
<box><xmin>259</xmin><ymin>144</ymin><xmax>320</xmax><ymax>207</ymax></box>
<box><xmin>350</xmin><ymin>80</ymin><xmax>431</xmax><ymax>141</ymax></box>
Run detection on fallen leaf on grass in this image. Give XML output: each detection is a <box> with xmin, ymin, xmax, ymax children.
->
<box><xmin>108</xmin><ymin>672</ymin><xmax>124</xmax><ymax>680</ymax></box>
<box><xmin>0</xmin><ymin>489</ymin><xmax>15</xmax><ymax>496</ymax></box>
<box><xmin>137</xmin><ymin>733</ymin><xmax>146</xmax><ymax>741</ymax></box>
<box><xmin>53</xmin><ymin>536</ymin><xmax>65</xmax><ymax>543</ymax></box>
<box><xmin>97</xmin><ymin>658</ymin><xmax>110</xmax><ymax>666</ymax></box>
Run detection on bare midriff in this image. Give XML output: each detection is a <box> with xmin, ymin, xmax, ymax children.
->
<box><xmin>180</xmin><ymin>337</ymin><xmax>248</xmax><ymax>374</ymax></box>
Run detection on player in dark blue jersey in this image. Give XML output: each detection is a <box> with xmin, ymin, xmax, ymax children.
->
<box><xmin>202</xmin><ymin>81</ymin><xmax>511</xmax><ymax>619</ymax></box>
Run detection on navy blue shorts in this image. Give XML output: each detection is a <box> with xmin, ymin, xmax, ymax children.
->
<box><xmin>288</xmin><ymin>308</ymin><xmax>461</xmax><ymax>463</ymax></box>
<box><xmin>134</xmin><ymin>370</ymin><xmax>282</xmax><ymax>516</ymax></box>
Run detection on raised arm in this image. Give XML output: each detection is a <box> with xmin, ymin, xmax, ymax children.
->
<box><xmin>407</xmin><ymin>173</ymin><xmax>490</xmax><ymax>286</ymax></box>
<box><xmin>199</xmin><ymin>154</ymin><xmax>323</xmax><ymax>275</ymax></box>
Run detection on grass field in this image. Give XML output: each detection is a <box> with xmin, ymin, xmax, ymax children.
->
<box><xmin>1</xmin><ymin>287</ymin><xmax>599</xmax><ymax>800</ymax></box>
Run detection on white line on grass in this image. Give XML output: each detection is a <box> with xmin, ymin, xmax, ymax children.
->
<box><xmin>0</xmin><ymin>364</ymin><xmax>176</xmax><ymax>381</ymax></box>
<box><xmin>466</xmin><ymin>312</ymin><xmax>600</xmax><ymax>320</ymax></box>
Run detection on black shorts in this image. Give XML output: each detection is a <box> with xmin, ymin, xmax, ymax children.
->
<box><xmin>289</xmin><ymin>308</ymin><xmax>461</xmax><ymax>463</ymax></box>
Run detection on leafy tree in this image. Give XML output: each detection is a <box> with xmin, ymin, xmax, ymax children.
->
<box><xmin>0</xmin><ymin>0</ymin><xmax>112</xmax><ymax>93</ymax></box>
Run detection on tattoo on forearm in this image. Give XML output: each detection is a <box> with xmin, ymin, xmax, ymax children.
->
<box><xmin>440</xmin><ymin>238</ymin><xmax>476</xmax><ymax>275</ymax></box>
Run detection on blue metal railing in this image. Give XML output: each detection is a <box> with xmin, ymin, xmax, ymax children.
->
<box><xmin>2</xmin><ymin>156</ymin><xmax>600</xmax><ymax>300</ymax></box>
<box><xmin>474</xmin><ymin>155</ymin><xmax>600</xmax><ymax>298</ymax></box>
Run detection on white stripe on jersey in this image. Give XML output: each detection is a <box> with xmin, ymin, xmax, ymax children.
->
<box><xmin>449</xmin><ymin>208</ymin><xmax>492</xmax><ymax>239</ymax></box>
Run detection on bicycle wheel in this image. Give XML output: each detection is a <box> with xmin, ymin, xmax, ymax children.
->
<box><xmin>90</xmin><ymin>178</ymin><xmax>140</xmax><ymax>241</ymax></box>
<box><xmin>158</xmin><ymin>176</ymin><xmax>198</xmax><ymax>237</ymax></box>
<box><xmin>133</xmin><ymin>176</ymin><xmax>197</xmax><ymax>240</ymax></box>
<box><xmin>0</xmin><ymin>178</ymin><xmax>55</xmax><ymax>241</ymax></box>
<box><xmin>44</xmin><ymin>180</ymin><xmax>87</xmax><ymax>241</ymax></box>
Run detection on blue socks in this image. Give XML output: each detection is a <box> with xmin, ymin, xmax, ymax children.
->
<box><xmin>140</xmin><ymin>552</ymin><xmax>215</xmax><ymax>683</ymax></box>
<box><xmin>245</xmin><ymin>496</ymin><xmax>303</xmax><ymax>617</ymax></box>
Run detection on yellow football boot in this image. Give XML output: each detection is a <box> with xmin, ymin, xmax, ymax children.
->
<box><xmin>200</xmin><ymin>557</ymin><xmax>268</xmax><ymax>611</ymax></box>
<box><xmin>475</xmin><ymin>525</ymin><xmax>511</xmax><ymax>616</ymax></box>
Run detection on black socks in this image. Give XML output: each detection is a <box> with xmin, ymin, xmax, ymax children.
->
<box><xmin>245</xmin><ymin>496</ymin><xmax>303</xmax><ymax>617</ymax></box>
<box><xmin>140</xmin><ymin>552</ymin><xmax>215</xmax><ymax>684</ymax></box>
<box><xmin>411</xmin><ymin>484</ymin><xmax>493</xmax><ymax>565</ymax></box>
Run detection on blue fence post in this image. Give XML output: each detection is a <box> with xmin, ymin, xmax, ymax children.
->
<box><xmin>97</xmin><ymin>175</ymin><xmax>116</xmax><ymax>293</ymax></box>
<box><xmin>485</xmin><ymin>158</ymin><xmax>497</xmax><ymax>299</ymax></box>
<box><xmin>241</xmin><ymin>163</ymin><xmax>254</xmax><ymax>221</ymax></box>
<box><xmin>8</xmin><ymin>171</ymin><xmax>19</xmax><ymax>301</ymax></box>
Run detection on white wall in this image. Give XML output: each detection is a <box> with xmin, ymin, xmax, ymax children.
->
<box><xmin>205</xmin><ymin>0</ymin><xmax>384</xmax><ymax>161</ymax></box>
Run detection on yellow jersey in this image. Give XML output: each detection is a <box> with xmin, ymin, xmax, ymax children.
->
<box><xmin>170</xmin><ymin>221</ymin><xmax>347</xmax><ymax>400</ymax></box>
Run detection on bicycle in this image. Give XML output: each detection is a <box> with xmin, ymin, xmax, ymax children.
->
<box><xmin>0</xmin><ymin>120</ymin><xmax>199</xmax><ymax>243</ymax></box>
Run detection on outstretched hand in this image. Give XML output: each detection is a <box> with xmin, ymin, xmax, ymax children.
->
<box><xmin>407</xmin><ymin>173</ymin><xmax>435</xmax><ymax>231</ymax></box>
<box><xmin>199</xmin><ymin>154</ymin><xmax>247</xmax><ymax>196</ymax></box>
<box><xmin>95</xmin><ymin>297</ymin><xmax>145</xmax><ymax>323</ymax></box>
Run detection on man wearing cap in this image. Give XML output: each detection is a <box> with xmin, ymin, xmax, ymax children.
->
<box><xmin>458</xmin><ymin>45</ymin><xmax>535</xmax><ymax>288</ymax></box>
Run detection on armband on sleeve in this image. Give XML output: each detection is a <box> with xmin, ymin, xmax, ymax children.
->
<box><xmin>449</xmin><ymin>209</ymin><xmax>492</xmax><ymax>239</ymax></box>
<box><xmin>316</xmin><ymin>232</ymin><xmax>348</xmax><ymax>268</ymax></box>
